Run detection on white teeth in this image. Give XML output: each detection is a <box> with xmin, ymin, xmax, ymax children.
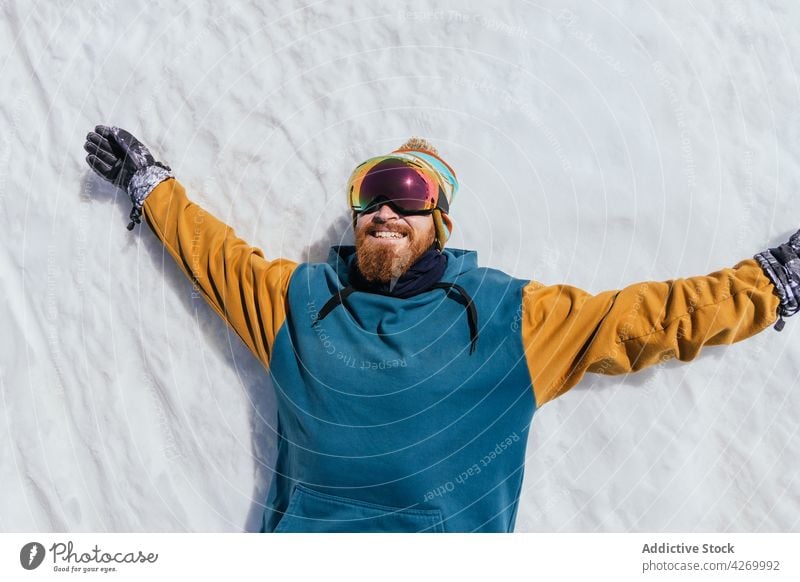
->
<box><xmin>372</xmin><ymin>232</ymin><xmax>405</xmax><ymax>239</ymax></box>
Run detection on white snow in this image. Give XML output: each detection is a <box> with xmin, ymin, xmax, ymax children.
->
<box><xmin>1</xmin><ymin>0</ymin><xmax>798</xmax><ymax>532</ymax></box>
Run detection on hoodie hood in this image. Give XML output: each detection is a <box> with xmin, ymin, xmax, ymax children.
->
<box><xmin>317</xmin><ymin>245</ymin><xmax>482</xmax><ymax>354</ymax></box>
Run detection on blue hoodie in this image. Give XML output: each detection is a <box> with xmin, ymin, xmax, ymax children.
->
<box><xmin>260</xmin><ymin>245</ymin><xmax>534</xmax><ymax>532</ymax></box>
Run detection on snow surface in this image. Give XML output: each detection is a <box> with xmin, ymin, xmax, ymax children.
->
<box><xmin>1</xmin><ymin>0</ymin><xmax>799</xmax><ymax>532</ymax></box>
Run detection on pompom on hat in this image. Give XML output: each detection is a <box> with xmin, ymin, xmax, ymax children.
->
<box><xmin>349</xmin><ymin>137</ymin><xmax>458</xmax><ymax>250</ymax></box>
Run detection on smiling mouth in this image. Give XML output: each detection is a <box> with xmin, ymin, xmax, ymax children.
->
<box><xmin>369</xmin><ymin>231</ymin><xmax>408</xmax><ymax>240</ymax></box>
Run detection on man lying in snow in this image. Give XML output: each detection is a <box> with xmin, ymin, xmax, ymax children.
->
<box><xmin>84</xmin><ymin>125</ymin><xmax>797</xmax><ymax>533</ymax></box>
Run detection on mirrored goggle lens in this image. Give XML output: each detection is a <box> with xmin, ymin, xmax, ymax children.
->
<box><xmin>349</xmin><ymin>158</ymin><xmax>440</xmax><ymax>213</ymax></box>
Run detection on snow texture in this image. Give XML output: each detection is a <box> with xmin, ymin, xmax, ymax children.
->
<box><xmin>1</xmin><ymin>0</ymin><xmax>799</xmax><ymax>532</ymax></box>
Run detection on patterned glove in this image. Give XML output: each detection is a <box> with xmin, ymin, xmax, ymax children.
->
<box><xmin>84</xmin><ymin>125</ymin><xmax>173</xmax><ymax>230</ymax></box>
<box><xmin>754</xmin><ymin>229</ymin><xmax>800</xmax><ymax>331</ymax></box>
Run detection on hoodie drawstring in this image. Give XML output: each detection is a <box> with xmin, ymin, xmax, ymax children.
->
<box><xmin>311</xmin><ymin>285</ymin><xmax>357</xmax><ymax>327</ymax></box>
<box><xmin>429</xmin><ymin>282</ymin><xmax>479</xmax><ymax>354</ymax></box>
<box><xmin>311</xmin><ymin>282</ymin><xmax>479</xmax><ymax>355</ymax></box>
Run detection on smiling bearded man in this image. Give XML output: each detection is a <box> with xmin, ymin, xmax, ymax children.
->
<box><xmin>84</xmin><ymin>125</ymin><xmax>792</xmax><ymax>533</ymax></box>
<box><xmin>352</xmin><ymin>138</ymin><xmax>454</xmax><ymax>287</ymax></box>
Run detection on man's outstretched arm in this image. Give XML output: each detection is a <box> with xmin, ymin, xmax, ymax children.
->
<box><xmin>141</xmin><ymin>179</ymin><xmax>297</xmax><ymax>368</ymax></box>
<box><xmin>520</xmin><ymin>257</ymin><xmax>781</xmax><ymax>408</ymax></box>
<box><xmin>84</xmin><ymin>125</ymin><xmax>297</xmax><ymax>370</ymax></box>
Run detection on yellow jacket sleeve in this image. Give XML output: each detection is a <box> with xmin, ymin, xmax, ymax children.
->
<box><xmin>520</xmin><ymin>258</ymin><xmax>780</xmax><ymax>408</ymax></box>
<box><xmin>142</xmin><ymin>178</ymin><xmax>298</xmax><ymax>369</ymax></box>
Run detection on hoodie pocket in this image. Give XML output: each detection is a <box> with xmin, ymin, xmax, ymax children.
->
<box><xmin>274</xmin><ymin>483</ymin><xmax>444</xmax><ymax>533</ymax></box>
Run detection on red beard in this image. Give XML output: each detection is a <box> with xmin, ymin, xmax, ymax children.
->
<box><xmin>355</xmin><ymin>222</ymin><xmax>434</xmax><ymax>282</ymax></box>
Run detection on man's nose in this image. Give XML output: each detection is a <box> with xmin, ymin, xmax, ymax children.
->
<box><xmin>373</xmin><ymin>202</ymin><xmax>400</xmax><ymax>221</ymax></box>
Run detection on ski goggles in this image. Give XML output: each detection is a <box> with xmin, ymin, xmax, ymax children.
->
<box><xmin>347</xmin><ymin>151</ymin><xmax>458</xmax><ymax>215</ymax></box>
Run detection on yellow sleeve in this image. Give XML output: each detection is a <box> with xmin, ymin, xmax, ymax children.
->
<box><xmin>141</xmin><ymin>178</ymin><xmax>298</xmax><ymax>369</ymax></box>
<box><xmin>520</xmin><ymin>258</ymin><xmax>780</xmax><ymax>408</ymax></box>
